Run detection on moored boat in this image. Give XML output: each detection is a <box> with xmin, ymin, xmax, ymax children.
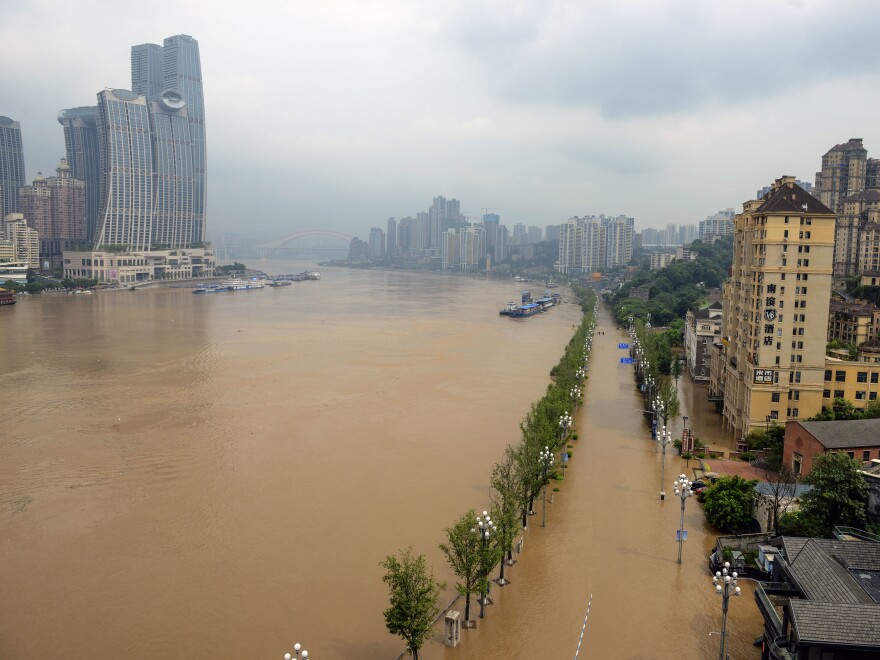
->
<box><xmin>193</xmin><ymin>284</ymin><xmax>229</xmax><ymax>293</ymax></box>
<box><xmin>0</xmin><ymin>287</ymin><xmax>16</xmax><ymax>306</ymax></box>
<box><xmin>510</xmin><ymin>302</ymin><xmax>542</xmax><ymax>318</ymax></box>
<box><xmin>499</xmin><ymin>301</ymin><xmax>517</xmax><ymax>316</ymax></box>
<box><xmin>221</xmin><ymin>278</ymin><xmax>249</xmax><ymax>290</ymax></box>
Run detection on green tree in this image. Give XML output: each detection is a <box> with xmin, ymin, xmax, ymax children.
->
<box><xmin>655</xmin><ymin>377</ymin><xmax>680</xmax><ymax>428</ymax></box>
<box><xmin>439</xmin><ymin>510</ymin><xmax>483</xmax><ymax>624</ymax></box>
<box><xmin>702</xmin><ymin>476</ymin><xmax>757</xmax><ymax>531</ymax></box>
<box><xmin>865</xmin><ymin>399</ymin><xmax>880</xmax><ymax>419</ymax></box>
<box><xmin>380</xmin><ymin>547</ymin><xmax>442</xmax><ymax>659</ymax></box>
<box><xmin>671</xmin><ymin>354</ymin><xmax>682</xmax><ymax>385</ymax></box>
<box><xmin>800</xmin><ymin>452</ymin><xmax>870</xmax><ymax>536</ymax></box>
<box><xmin>489</xmin><ymin>446</ymin><xmax>520</xmax><ymax>585</ymax></box>
<box><xmin>832</xmin><ymin>397</ymin><xmax>860</xmax><ymax>420</ymax></box>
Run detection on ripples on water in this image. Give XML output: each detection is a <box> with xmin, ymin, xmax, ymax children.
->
<box><xmin>1</xmin><ymin>268</ymin><xmax>597</xmax><ymax>659</ymax></box>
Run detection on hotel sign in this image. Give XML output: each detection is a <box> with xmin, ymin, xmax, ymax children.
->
<box><xmin>754</xmin><ymin>369</ymin><xmax>775</xmax><ymax>384</ymax></box>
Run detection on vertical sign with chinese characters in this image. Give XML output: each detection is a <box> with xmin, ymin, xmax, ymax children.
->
<box><xmin>762</xmin><ymin>283</ymin><xmax>777</xmax><ymax>347</ymax></box>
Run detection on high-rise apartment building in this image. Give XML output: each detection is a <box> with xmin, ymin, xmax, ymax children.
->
<box><xmin>493</xmin><ymin>225</ymin><xmax>508</xmax><ymax>263</ymax></box>
<box><xmin>717</xmin><ymin>177</ymin><xmax>835</xmax><ymax>439</ymax></box>
<box><xmin>57</xmin><ymin>107</ymin><xmax>100</xmax><ymax>244</ymax></box>
<box><xmin>814</xmin><ymin>138</ymin><xmax>869</xmax><ymax>212</ymax></box>
<box><xmin>19</xmin><ymin>159</ymin><xmax>86</xmax><ymax>268</ymax></box>
<box><xmin>527</xmin><ymin>226</ymin><xmax>542</xmax><ymax>244</ymax></box>
<box><xmin>0</xmin><ymin>117</ymin><xmax>26</xmax><ymax>219</ymax></box>
<box><xmin>642</xmin><ymin>227</ymin><xmax>659</xmax><ymax>245</ymax></box>
<box><xmin>699</xmin><ymin>208</ymin><xmax>735</xmax><ymax>241</ymax></box>
<box><xmin>605</xmin><ymin>215</ymin><xmax>634</xmax><ymax>267</ymax></box>
<box><xmin>2</xmin><ymin>214</ymin><xmax>39</xmax><ymax>269</ymax></box>
<box><xmin>386</xmin><ymin>217</ymin><xmax>397</xmax><ymax>257</ymax></box>
<box><xmin>368</xmin><ymin>227</ymin><xmax>385</xmax><ymax>258</ymax></box>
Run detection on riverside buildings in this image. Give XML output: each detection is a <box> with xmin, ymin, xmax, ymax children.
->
<box><xmin>19</xmin><ymin>159</ymin><xmax>86</xmax><ymax>269</ymax></box>
<box><xmin>0</xmin><ymin>117</ymin><xmax>26</xmax><ymax>219</ymax></box>
<box><xmin>717</xmin><ymin>177</ymin><xmax>836</xmax><ymax>438</ymax></box>
<box><xmin>556</xmin><ymin>214</ymin><xmax>634</xmax><ymax>274</ymax></box>
<box><xmin>61</xmin><ymin>34</ymin><xmax>213</xmax><ymax>283</ymax></box>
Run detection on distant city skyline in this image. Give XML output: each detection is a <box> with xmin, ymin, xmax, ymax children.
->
<box><xmin>2</xmin><ymin>2</ymin><xmax>880</xmax><ymax>238</ymax></box>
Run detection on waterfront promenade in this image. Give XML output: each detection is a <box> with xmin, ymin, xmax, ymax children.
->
<box><xmin>434</xmin><ymin>302</ymin><xmax>762</xmax><ymax>659</ymax></box>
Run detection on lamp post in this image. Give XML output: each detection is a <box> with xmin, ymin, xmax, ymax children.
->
<box><xmin>658</xmin><ymin>426</ymin><xmax>672</xmax><ymax>500</ymax></box>
<box><xmin>540</xmin><ymin>446</ymin><xmax>554</xmax><ymax>528</ymax></box>
<box><xmin>765</xmin><ymin>415</ymin><xmax>771</xmax><ymax>433</ymax></box>
<box><xmin>713</xmin><ymin>561</ymin><xmax>741</xmax><ymax>660</ymax></box>
<box><xmin>570</xmin><ymin>386</ymin><xmax>581</xmax><ymax>409</ymax></box>
<box><xmin>682</xmin><ymin>415</ymin><xmax>689</xmax><ymax>454</ymax></box>
<box><xmin>559</xmin><ymin>412</ymin><xmax>572</xmax><ymax>440</ymax></box>
<box><xmin>673</xmin><ymin>474</ymin><xmax>692</xmax><ymax>563</ymax></box>
<box><xmin>284</xmin><ymin>644</ymin><xmax>308</xmax><ymax>660</ymax></box>
<box><xmin>475</xmin><ymin>511</ymin><xmax>495</xmax><ymax>619</ymax></box>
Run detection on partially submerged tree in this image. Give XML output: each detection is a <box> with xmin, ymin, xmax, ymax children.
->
<box><xmin>439</xmin><ymin>510</ymin><xmax>483</xmax><ymax>625</ymax></box>
<box><xmin>655</xmin><ymin>377</ymin><xmax>680</xmax><ymax>429</ymax></box>
<box><xmin>381</xmin><ymin>547</ymin><xmax>442</xmax><ymax>660</ymax></box>
<box><xmin>490</xmin><ymin>446</ymin><xmax>521</xmax><ymax>584</ymax></box>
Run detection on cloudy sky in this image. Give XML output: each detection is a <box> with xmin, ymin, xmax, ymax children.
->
<box><xmin>3</xmin><ymin>0</ymin><xmax>880</xmax><ymax>238</ymax></box>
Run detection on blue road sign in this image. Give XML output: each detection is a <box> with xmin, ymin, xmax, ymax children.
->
<box><xmin>618</xmin><ymin>342</ymin><xmax>629</xmax><ymax>349</ymax></box>
<box><xmin>620</xmin><ymin>357</ymin><xmax>633</xmax><ymax>364</ymax></box>
<box><xmin>676</xmin><ymin>530</ymin><xmax>688</xmax><ymax>542</ymax></box>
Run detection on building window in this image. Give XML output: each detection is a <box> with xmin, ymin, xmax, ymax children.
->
<box><xmin>793</xmin><ymin>453</ymin><xmax>802</xmax><ymax>476</ymax></box>
<box><xmin>836</xmin><ymin>371</ymin><xmax>846</xmax><ymax>382</ymax></box>
<box><xmin>824</xmin><ymin>370</ymin><xmax>832</xmax><ymax>381</ymax></box>
<box><xmin>834</xmin><ymin>389</ymin><xmax>845</xmax><ymax>398</ymax></box>
<box><xmin>770</xmin><ymin>410</ymin><xmax>778</xmax><ymax>419</ymax></box>
<box><xmin>858</xmin><ymin>372</ymin><xmax>868</xmax><ymax>383</ymax></box>
<box><xmin>856</xmin><ymin>391</ymin><xmax>866</xmax><ymax>400</ymax></box>
<box><xmin>772</xmin><ymin>392</ymin><xmax>780</xmax><ymax>402</ymax></box>
<box><xmin>823</xmin><ymin>389</ymin><xmax>830</xmax><ymax>398</ymax></box>
<box><xmin>872</xmin><ymin>373</ymin><xmax>879</xmax><ymax>384</ymax></box>
<box><xmin>847</xmin><ymin>451</ymin><xmax>855</xmax><ymax>459</ymax></box>
<box><xmin>871</xmin><ymin>392</ymin><xmax>878</xmax><ymax>401</ymax></box>
<box><xmin>864</xmin><ymin>450</ymin><xmax>871</xmax><ymax>461</ymax></box>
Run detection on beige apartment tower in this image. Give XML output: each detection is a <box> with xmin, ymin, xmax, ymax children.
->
<box><xmin>719</xmin><ymin>177</ymin><xmax>835</xmax><ymax>439</ymax></box>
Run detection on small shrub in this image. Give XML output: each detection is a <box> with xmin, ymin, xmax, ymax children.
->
<box><xmin>571</xmin><ymin>432</ymin><xmax>579</xmax><ymax>440</ymax></box>
<box><xmin>552</xmin><ymin>487</ymin><xmax>560</xmax><ymax>492</ymax></box>
<box><xmin>739</xmin><ymin>451</ymin><xmax>755</xmax><ymax>462</ymax></box>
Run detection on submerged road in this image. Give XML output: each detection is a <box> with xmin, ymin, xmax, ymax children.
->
<box><xmin>432</xmin><ymin>302</ymin><xmax>763</xmax><ymax>659</ymax></box>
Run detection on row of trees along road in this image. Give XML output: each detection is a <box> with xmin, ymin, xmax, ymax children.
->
<box><xmin>380</xmin><ymin>287</ymin><xmax>597</xmax><ymax>659</ymax></box>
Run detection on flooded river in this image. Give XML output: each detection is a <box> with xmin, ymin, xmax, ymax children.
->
<box><xmin>1</xmin><ymin>270</ymin><xmax>762</xmax><ymax>659</ymax></box>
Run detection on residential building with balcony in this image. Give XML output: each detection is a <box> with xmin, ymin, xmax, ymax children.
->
<box><xmin>827</xmin><ymin>299</ymin><xmax>880</xmax><ymax>346</ymax></box>
<box><xmin>718</xmin><ymin>177</ymin><xmax>835</xmax><ymax>440</ymax></box>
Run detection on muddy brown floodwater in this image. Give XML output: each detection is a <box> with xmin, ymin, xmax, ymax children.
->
<box><xmin>1</xmin><ymin>270</ymin><xmax>763</xmax><ymax>659</ymax></box>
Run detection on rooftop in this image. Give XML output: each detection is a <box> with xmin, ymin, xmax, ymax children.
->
<box><xmin>797</xmin><ymin>419</ymin><xmax>880</xmax><ymax>449</ymax></box>
<box><xmin>757</xmin><ymin>179</ymin><xmax>835</xmax><ymax>216</ymax></box>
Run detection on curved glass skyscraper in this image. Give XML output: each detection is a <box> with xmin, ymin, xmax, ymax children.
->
<box><xmin>0</xmin><ymin>116</ymin><xmax>26</xmax><ymax>219</ymax></box>
<box><xmin>95</xmin><ymin>89</ymin><xmax>154</xmax><ymax>251</ymax></box>
<box><xmin>132</xmin><ymin>34</ymin><xmax>206</xmax><ymax>245</ymax></box>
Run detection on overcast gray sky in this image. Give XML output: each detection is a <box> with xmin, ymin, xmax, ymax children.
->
<box><xmin>3</xmin><ymin>0</ymin><xmax>880</xmax><ymax>238</ymax></box>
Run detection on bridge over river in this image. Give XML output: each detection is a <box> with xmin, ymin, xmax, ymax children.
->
<box><xmin>214</xmin><ymin>229</ymin><xmax>353</xmax><ymax>261</ymax></box>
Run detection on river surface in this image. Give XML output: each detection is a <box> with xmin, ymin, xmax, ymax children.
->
<box><xmin>1</xmin><ymin>268</ymin><xmax>762</xmax><ymax>659</ymax></box>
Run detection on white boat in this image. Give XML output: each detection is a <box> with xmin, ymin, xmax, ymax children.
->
<box><xmin>221</xmin><ymin>278</ymin><xmax>249</xmax><ymax>290</ymax></box>
<box><xmin>306</xmin><ymin>271</ymin><xmax>321</xmax><ymax>280</ymax></box>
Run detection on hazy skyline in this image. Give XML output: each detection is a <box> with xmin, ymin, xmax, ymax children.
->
<box><xmin>3</xmin><ymin>0</ymin><xmax>880</xmax><ymax>238</ymax></box>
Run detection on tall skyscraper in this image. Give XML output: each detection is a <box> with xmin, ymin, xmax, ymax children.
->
<box><xmin>95</xmin><ymin>89</ymin><xmax>154</xmax><ymax>250</ymax></box>
<box><xmin>131</xmin><ymin>34</ymin><xmax>207</xmax><ymax>243</ymax></box>
<box><xmin>0</xmin><ymin>116</ymin><xmax>26</xmax><ymax>219</ymax></box>
<box><xmin>386</xmin><ymin>217</ymin><xmax>397</xmax><ymax>257</ymax></box>
<box><xmin>131</xmin><ymin>43</ymin><xmax>164</xmax><ymax>100</ymax></box>
<box><xmin>58</xmin><ymin>107</ymin><xmax>100</xmax><ymax>243</ymax></box>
